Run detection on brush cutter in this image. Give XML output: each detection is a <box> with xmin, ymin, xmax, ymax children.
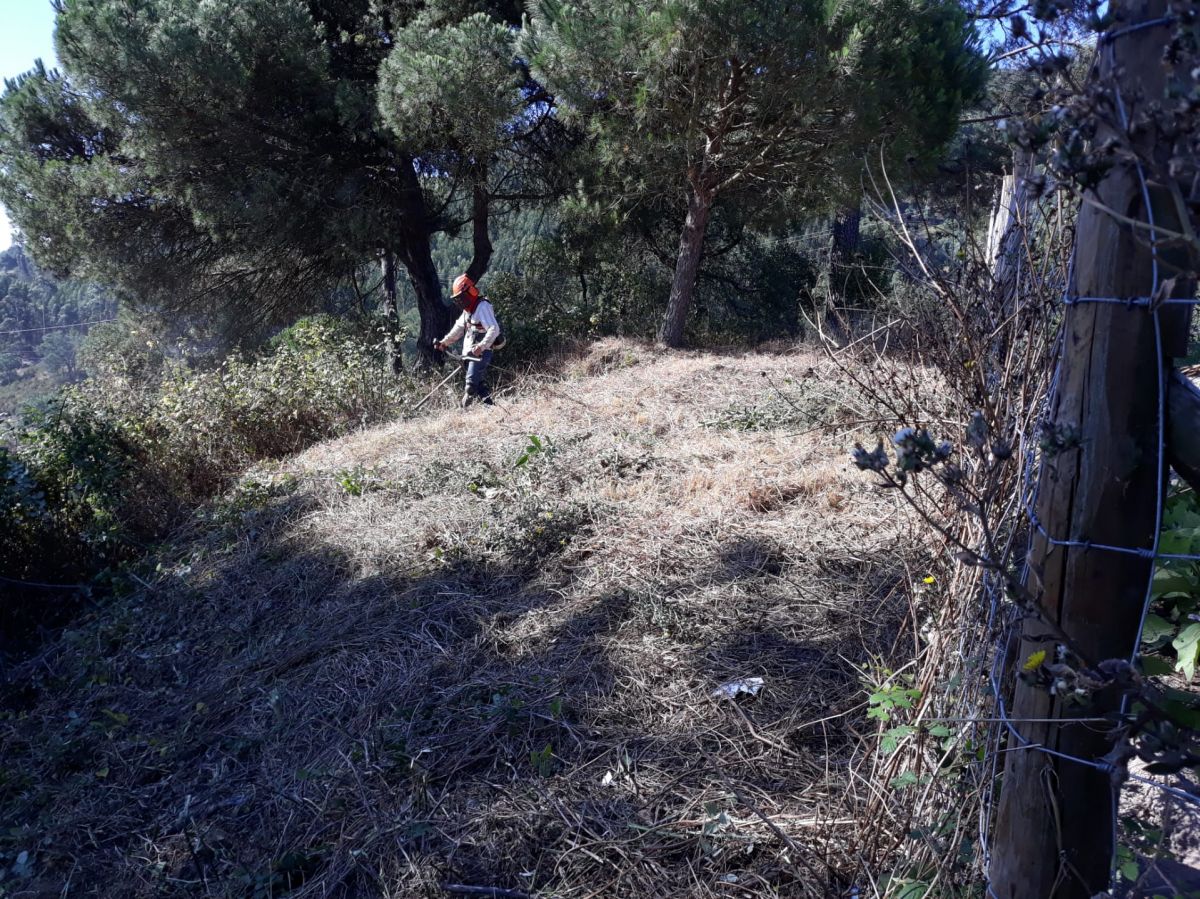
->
<box><xmin>411</xmin><ymin>350</ymin><xmax>483</xmax><ymax>412</ymax></box>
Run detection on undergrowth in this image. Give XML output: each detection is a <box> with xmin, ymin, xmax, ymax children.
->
<box><xmin>1</xmin><ymin>316</ymin><xmax>417</xmax><ymax>653</ymax></box>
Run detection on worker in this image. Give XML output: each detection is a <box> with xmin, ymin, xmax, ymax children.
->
<box><xmin>434</xmin><ymin>274</ymin><xmax>502</xmax><ymax>408</ymax></box>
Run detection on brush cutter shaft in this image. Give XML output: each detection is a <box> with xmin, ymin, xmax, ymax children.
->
<box><xmin>413</xmin><ymin>363</ymin><xmax>464</xmax><ymax>412</ymax></box>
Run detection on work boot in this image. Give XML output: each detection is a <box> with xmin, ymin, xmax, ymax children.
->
<box><xmin>461</xmin><ymin>390</ymin><xmax>474</xmax><ymax>409</ymax></box>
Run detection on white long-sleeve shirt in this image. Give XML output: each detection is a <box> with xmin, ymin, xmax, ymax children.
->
<box><xmin>441</xmin><ymin>299</ymin><xmax>501</xmax><ymax>355</ymax></box>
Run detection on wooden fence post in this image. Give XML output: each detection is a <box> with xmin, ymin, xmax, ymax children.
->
<box><xmin>989</xmin><ymin>2</ymin><xmax>1176</xmax><ymax>895</ymax></box>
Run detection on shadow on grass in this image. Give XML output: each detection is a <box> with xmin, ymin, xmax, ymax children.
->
<box><xmin>0</xmin><ymin>481</ymin><xmax>913</xmax><ymax>898</ymax></box>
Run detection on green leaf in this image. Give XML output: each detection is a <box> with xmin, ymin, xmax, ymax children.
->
<box><xmin>1158</xmin><ymin>528</ymin><xmax>1200</xmax><ymax>556</ymax></box>
<box><xmin>1152</xmin><ymin>568</ymin><xmax>1194</xmax><ymax>598</ymax></box>
<box><xmin>530</xmin><ymin>743</ymin><xmax>554</xmax><ymax>776</ymax></box>
<box><xmin>1173</xmin><ymin>621</ymin><xmax>1200</xmax><ymax>649</ymax></box>
<box><xmin>1162</xmin><ymin>686</ymin><xmax>1200</xmax><ymax>707</ymax></box>
<box><xmin>1178</xmin><ymin>647</ymin><xmax>1199</xmax><ymax>682</ymax></box>
<box><xmin>1140</xmin><ymin>614</ymin><xmax>1175</xmax><ymax>644</ymax></box>
<box><xmin>1173</xmin><ymin>622</ymin><xmax>1200</xmax><ymax>680</ymax></box>
<box><xmin>1139</xmin><ymin>654</ymin><xmax>1175</xmax><ymax>676</ymax></box>
<box><xmin>1162</xmin><ymin>697</ymin><xmax>1200</xmax><ymax>730</ymax></box>
<box><xmin>881</xmin><ymin>724</ymin><xmax>917</xmax><ymax>754</ymax></box>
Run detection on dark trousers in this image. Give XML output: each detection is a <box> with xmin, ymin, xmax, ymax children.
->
<box><xmin>464</xmin><ymin>350</ymin><xmax>493</xmax><ymax>404</ymax></box>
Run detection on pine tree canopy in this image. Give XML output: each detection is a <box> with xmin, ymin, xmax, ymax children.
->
<box><xmin>0</xmin><ymin>0</ymin><xmax>558</xmax><ymax>353</ymax></box>
<box><xmin>523</xmin><ymin>0</ymin><xmax>987</xmax><ymax>345</ymax></box>
<box><xmin>0</xmin><ymin>0</ymin><xmax>983</xmax><ymax>353</ymax></box>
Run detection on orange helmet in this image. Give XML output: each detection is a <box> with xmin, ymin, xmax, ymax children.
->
<box><xmin>451</xmin><ymin>274</ymin><xmax>479</xmax><ymax>308</ymax></box>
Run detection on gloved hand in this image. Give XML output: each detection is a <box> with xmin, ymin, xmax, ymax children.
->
<box><xmin>469</xmin><ymin>345</ymin><xmax>484</xmax><ymax>358</ymax></box>
<box><xmin>433</xmin><ymin>340</ymin><xmax>447</xmax><ymax>352</ymax></box>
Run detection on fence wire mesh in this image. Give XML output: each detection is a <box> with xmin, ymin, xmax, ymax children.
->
<box><xmin>968</xmin><ymin>24</ymin><xmax>1200</xmax><ymax>898</ymax></box>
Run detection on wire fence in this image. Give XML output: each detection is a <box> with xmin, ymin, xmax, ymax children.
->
<box><xmin>968</xmin><ymin>21</ymin><xmax>1200</xmax><ymax>897</ymax></box>
<box><xmin>0</xmin><ymin>317</ymin><xmax>118</xmax><ymax>336</ymax></box>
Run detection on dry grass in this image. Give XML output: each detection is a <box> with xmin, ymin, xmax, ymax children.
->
<box><xmin>1</xmin><ymin>340</ymin><xmax>928</xmax><ymax>898</ymax></box>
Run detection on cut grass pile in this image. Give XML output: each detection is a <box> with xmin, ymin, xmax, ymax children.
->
<box><xmin>1</xmin><ymin>340</ymin><xmax>927</xmax><ymax>898</ymax></box>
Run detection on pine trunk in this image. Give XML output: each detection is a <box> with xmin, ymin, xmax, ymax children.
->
<box><xmin>658</xmin><ymin>185</ymin><xmax>713</xmax><ymax>348</ymax></box>
<box><xmin>397</xmin><ymin>235</ymin><xmax>454</xmax><ymax>370</ymax></box>
<box><xmin>823</xmin><ymin>203</ymin><xmax>863</xmax><ymax>343</ymax></box>
<box><xmin>395</xmin><ymin>158</ymin><xmax>454</xmax><ymax>369</ymax></box>
<box><xmin>830</xmin><ymin>204</ymin><xmax>861</xmax><ymax>262</ymax></box>
<box><xmin>379</xmin><ymin>250</ymin><xmax>403</xmax><ymax>376</ymax></box>
<box><xmin>465</xmin><ymin>172</ymin><xmax>493</xmax><ymax>284</ymax></box>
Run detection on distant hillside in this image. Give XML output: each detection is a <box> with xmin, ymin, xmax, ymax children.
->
<box><xmin>0</xmin><ymin>244</ymin><xmax>118</xmax><ymax>420</ymax></box>
<box><xmin>0</xmin><ymin>341</ymin><xmax>922</xmax><ymax>897</ymax></box>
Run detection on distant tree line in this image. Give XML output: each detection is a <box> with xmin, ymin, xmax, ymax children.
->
<box><xmin>0</xmin><ymin>244</ymin><xmax>116</xmax><ymax>397</ymax></box>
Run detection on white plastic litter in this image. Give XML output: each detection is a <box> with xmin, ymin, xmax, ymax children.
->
<box><xmin>710</xmin><ymin>677</ymin><xmax>765</xmax><ymax>700</ymax></box>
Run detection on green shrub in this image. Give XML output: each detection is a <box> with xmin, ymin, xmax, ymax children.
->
<box><xmin>3</xmin><ymin>315</ymin><xmax>415</xmax><ymax>627</ymax></box>
<box><xmin>1</xmin><ymin>447</ymin><xmax>56</xmax><ymax>579</ymax></box>
<box><xmin>15</xmin><ymin>400</ymin><xmax>141</xmax><ymax>556</ymax></box>
<box><xmin>0</xmin><ymin>444</ymin><xmax>94</xmax><ymax>646</ymax></box>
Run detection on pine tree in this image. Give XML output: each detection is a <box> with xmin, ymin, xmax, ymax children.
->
<box><xmin>0</xmin><ymin>1</ymin><xmax>556</xmax><ymax>365</ymax></box>
<box><xmin>524</xmin><ymin>0</ymin><xmax>987</xmax><ymax>346</ymax></box>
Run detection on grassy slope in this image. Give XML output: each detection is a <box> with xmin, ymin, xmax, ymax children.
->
<box><xmin>1</xmin><ymin>340</ymin><xmax>919</xmax><ymax>898</ymax></box>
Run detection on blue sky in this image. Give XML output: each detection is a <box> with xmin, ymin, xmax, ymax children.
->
<box><xmin>0</xmin><ymin>0</ymin><xmax>59</xmax><ymax>251</ymax></box>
